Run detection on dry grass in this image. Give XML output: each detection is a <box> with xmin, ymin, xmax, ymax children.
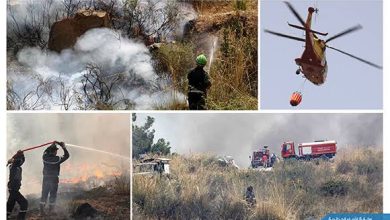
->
<box><xmin>152</xmin><ymin>43</ymin><xmax>196</xmax><ymax>94</ymax></box>
<box><xmin>133</xmin><ymin>148</ymin><xmax>382</xmax><ymax>219</ymax></box>
<box><xmin>191</xmin><ymin>0</ymin><xmax>256</xmax><ymax>16</ymax></box>
<box><xmin>196</xmin><ymin>0</ymin><xmax>258</xmax><ymax>110</ymax></box>
<box><xmin>207</xmin><ymin>24</ymin><xmax>258</xmax><ymax>109</ymax></box>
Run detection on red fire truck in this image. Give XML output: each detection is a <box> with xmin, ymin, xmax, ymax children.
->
<box><xmin>250</xmin><ymin>146</ymin><xmax>276</xmax><ymax>168</ymax></box>
<box><xmin>281</xmin><ymin>140</ymin><xmax>337</xmax><ymax>160</ymax></box>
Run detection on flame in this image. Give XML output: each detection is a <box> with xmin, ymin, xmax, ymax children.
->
<box><xmin>59</xmin><ymin>162</ymin><xmax>124</xmax><ymax>184</ymax></box>
<box><xmin>94</xmin><ymin>169</ymin><xmax>104</xmax><ymax>178</ymax></box>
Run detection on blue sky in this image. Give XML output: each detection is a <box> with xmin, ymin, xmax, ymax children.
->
<box><xmin>260</xmin><ymin>0</ymin><xmax>383</xmax><ymax>109</ymax></box>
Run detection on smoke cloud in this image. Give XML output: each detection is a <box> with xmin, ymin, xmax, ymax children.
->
<box><xmin>7</xmin><ymin>113</ymin><xmax>130</xmax><ymax>195</ymax></box>
<box><xmin>10</xmin><ymin>28</ymin><xmax>185</xmax><ymax>109</ymax></box>
<box><xmin>135</xmin><ymin>113</ymin><xmax>383</xmax><ymax>167</ymax></box>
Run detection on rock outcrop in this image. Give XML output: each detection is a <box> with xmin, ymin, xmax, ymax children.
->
<box><xmin>48</xmin><ymin>10</ymin><xmax>111</xmax><ymax>52</ymax></box>
<box><xmin>72</xmin><ymin>203</ymin><xmax>99</xmax><ymax>219</ymax></box>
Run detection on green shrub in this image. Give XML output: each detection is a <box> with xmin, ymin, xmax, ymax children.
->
<box><xmin>234</xmin><ymin>0</ymin><xmax>247</xmax><ymax>11</ymax></box>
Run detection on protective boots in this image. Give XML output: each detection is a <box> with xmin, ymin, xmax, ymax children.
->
<box><xmin>39</xmin><ymin>203</ymin><xmax>45</xmax><ymax>216</ymax></box>
<box><xmin>49</xmin><ymin>204</ymin><xmax>56</xmax><ymax>214</ymax></box>
<box><xmin>17</xmin><ymin>211</ymin><xmax>27</xmax><ymax>220</ymax></box>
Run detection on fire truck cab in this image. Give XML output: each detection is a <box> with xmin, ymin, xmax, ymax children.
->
<box><xmin>281</xmin><ymin>140</ymin><xmax>337</xmax><ymax>160</ymax></box>
<box><xmin>250</xmin><ymin>146</ymin><xmax>275</xmax><ymax>168</ymax></box>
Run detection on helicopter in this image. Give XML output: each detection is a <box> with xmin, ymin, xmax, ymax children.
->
<box><xmin>264</xmin><ymin>2</ymin><xmax>382</xmax><ymax>90</ymax></box>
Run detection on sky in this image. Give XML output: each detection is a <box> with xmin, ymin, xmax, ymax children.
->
<box><xmin>7</xmin><ymin>113</ymin><xmax>130</xmax><ymax>194</ymax></box>
<box><xmin>134</xmin><ymin>113</ymin><xmax>383</xmax><ymax>168</ymax></box>
<box><xmin>261</xmin><ymin>0</ymin><xmax>383</xmax><ymax>109</ymax></box>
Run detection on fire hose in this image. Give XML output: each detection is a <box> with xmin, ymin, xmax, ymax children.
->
<box><xmin>7</xmin><ymin>141</ymin><xmax>55</xmax><ymax>166</ymax></box>
<box><xmin>7</xmin><ymin>141</ymin><xmax>130</xmax><ymax>166</ymax></box>
<box><xmin>20</xmin><ymin>141</ymin><xmax>56</xmax><ymax>153</ymax></box>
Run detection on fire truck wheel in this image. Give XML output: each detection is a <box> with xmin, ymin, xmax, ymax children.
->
<box><xmin>320</xmin><ymin>155</ymin><xmax>329</xmax><ymax>161</ymax></box>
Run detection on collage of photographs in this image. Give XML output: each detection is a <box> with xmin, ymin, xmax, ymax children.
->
<box><xmin>1</xmin><ymin>0</ymin><xmax>387</xmax><ymax>220</ymax></box>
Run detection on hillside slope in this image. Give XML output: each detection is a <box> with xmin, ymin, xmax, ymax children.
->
<box><xmin>133</xmin><ymin>148</ymin><xmax>382</xmax><ymax>219</ymax></box>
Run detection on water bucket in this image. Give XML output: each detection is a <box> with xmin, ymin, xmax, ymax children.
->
<box><xmin>290</xmin><ymin>91</ymin><xmax>302</xmax><ymax>106</ymax></box>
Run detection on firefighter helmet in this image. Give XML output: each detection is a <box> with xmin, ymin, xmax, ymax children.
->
<box><xmin>196</xmin><ymin>54</ymin><xmax>207</xmax><ymax>66</ymax></box>
<box><xmin>46</xmin><ymin>143</ymin><xmax>58</xmax><ymax>153</ymax></box>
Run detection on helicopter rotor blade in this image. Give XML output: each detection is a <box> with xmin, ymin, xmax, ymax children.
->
<box><xmin>326</xmin><ymin>45</ymin><xmax>382</xmax><ymax>69</ymax></box>
<box><xmin>284</xmin><ymin>1</ymin><xmax>306</xmax><ymax>26</ymax></box>
<box><xmin>264</xmin><ymin>29</ymin><xmax>305</xmax><ymax>42</ymax></box>
<box><xmin>325</xmin><ymin>25</ymin><xmax>362</xmax><ymax>43</ymax></box>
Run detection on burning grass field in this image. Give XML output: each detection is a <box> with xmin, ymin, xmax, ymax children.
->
<box><xmin>132</xmin><ymin>147</ymin><xmax>382</xmax><ymax>220</ymax></box>
<box><xmin>14</xmin><ymin>173</ymin><xmax>130</xmax><ymax>220</ymax></box>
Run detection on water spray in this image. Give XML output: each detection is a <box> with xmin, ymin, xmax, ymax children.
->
<box><xmin>207</xmin><ymin>36</ymin><xmax>218</xmax><ymax>73</ymax></box>
<box><xmin>66</xmin><ymin>144</ymin><xmax>130</xmax><ymax>161</ymax></box>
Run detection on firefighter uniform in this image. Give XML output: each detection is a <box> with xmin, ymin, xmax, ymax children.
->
<box><xmin>245</xmin><ymin>186</ymin><xmax>256</xmax><ymax>206</ymax></box>
<box><xmin>270</xmin><ymin>154</ymin><xmax>277</xmax><ymax>167</ymax></box>
<box><xmin>187</xmin><ymin>66</ymin><xmax>211</xmax><ymax>110</ymax></box>
<box><xmin>7</xmin><ymin>152</ymin><xmax>28</xmax><ymax>220</ymax></box>
<box><xmin>40</xmin><ymin>142</ymin><xmax>69</xmax><ymax>214</ymax></box>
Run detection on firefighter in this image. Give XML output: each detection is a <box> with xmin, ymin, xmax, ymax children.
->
<box><xmin>262</xmin><ymin>154</ymin><xmax>268</xmax><ymax>168</ymax></box>
<box><xmin>270</xmin><ymin>153</ymin><xmax>277</xmax><ymax>167</ymax></box>
<box><xmin>7</xmin><ymin>151</ymin><xmax>28</xmax><ymax>220</ymax></box>
<box><xmin>187</xmin><ymin>54</ymin><xmax>212</xmax><ymax>110</ymax></box>
<box><xmin>40</xmin><ymin>141</ymin><xmax>70</xmax><ymax>216</ymax></box>
<box><xmin>245</xmin><ymin>185</ymin><xmax>256</xmax><ymax>206</ymax></box>
<box><xmin>154</xmin><ymin>161</ymin><xmax>163</xmax><ymax>174</ymax></box>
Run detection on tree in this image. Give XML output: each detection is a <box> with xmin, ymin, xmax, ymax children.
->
<box><xmin>151</xmin><ymin>138</ymin><xmax>171</xmax><ymax>155</ymax></box>
<box><xmin>132</xmin><ymin>114</ymin><xmax>171</xmax><ymax>158</ymax></box>
<box><xmin>122</xmin><ymin>0</ymin><xmax>179</xmax><ymax>39</ymax></box>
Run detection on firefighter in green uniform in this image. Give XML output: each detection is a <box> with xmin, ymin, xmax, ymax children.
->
<box><xmin>187</xmin><ymin>54</ymin><xmax>212</xmax><ymax>110</ymax></box>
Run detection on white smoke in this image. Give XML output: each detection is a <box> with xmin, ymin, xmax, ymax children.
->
<box><xmin>176</xmin><ymin>2</ymin><xmax>198</xmax><ymax>39</ymax></box>
<box><xmin>135</xmin><ymin>0</ymin><xmax>197</xmax><ymax>40</ymax></box>
<box><xmin>9</xmin><ymin>28</ymin><xmax>186</xmax><ymax>110</ymax></box>
<box><xmin>17</xmin><ymin>28</ymin><xmax>156</xmax><ymax>81</ymax></box>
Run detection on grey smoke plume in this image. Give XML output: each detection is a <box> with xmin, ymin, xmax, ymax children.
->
<box><xmin>136</xmin><ymin>113</ymin><xmax>383</xmax><ymax>167</ymax></box>
<box><xmin>7</xmin><ymin>113</ymin><xmax>130</xmax><ymax>194</ymax></box>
